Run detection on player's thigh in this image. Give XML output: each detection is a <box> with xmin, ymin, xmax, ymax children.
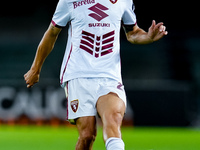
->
<box><xmin>96</xmin><ymin>92</ymin><xmax>126</xmax><ymax>123</ymax></box>
<box><xmin>76</xmin><ymin>116</ymin><xmax>97</xmax><ymax>138</ymax></box>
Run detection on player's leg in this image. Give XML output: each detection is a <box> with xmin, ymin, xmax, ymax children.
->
<box><xmin>96</xmin><ymin>92</ymin><xmax>126</xmax><ymax>150</ymax></box>
<box><xmin>75</xmin><ymin>116</ymin><xmax>97</xmax><ymax>150</ymax></box>
<box><xmin>64</xmin><ymin>78</ymin><xmax>99</xmax><ymax>149</ymax></box>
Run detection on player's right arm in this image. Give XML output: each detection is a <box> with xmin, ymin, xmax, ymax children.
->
<box><xmin>24</xmin><ymin>23</ymin><xmax>62</xmax><ymax>88</ymax></box>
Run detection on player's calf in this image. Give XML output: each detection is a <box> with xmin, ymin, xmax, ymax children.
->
<box><xmin>75</xmin><ymin>116</ymin><xmax>97</xmax><ymax>150</ymax></box>
<box><xmin>103</xmin><ymin>110</ymin><xmax>123</xmax><ymax>139</ymax></box>
<box><xmin>101</xmin><ymin>107</ymin><xmax>125</xmax><ymax>150</ymax></box>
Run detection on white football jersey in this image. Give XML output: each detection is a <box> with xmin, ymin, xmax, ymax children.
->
<box><xmin>52</xmin><ymin>0</ymin><xmax>137</xmax><ymax>85</ymax></box>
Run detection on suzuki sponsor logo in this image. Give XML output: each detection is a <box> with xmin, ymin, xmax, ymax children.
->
<box><xmin>80</xmin><ymin>30</ymin><xmax>115</xmax><ymax>58</ymax></box>
<box><xmin>88</xmin><ymin>23</ymin><xmax>110</xmax><ymax>27</ymax></box>
<box><xmin>88</xmin><ymin>3</ymin><xmax>109</xmax><ymax>21</ymax></box>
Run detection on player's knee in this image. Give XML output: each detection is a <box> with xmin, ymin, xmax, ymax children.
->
<box><xmin>79</xmin><ymin>133</ymin><xmax>96</xmax><ymax>147</ymax></box>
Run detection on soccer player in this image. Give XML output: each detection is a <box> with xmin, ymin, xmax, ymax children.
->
<box><xmin>24</xmin><ymin>0</ymin><xmax>167</xmax><ymax>149</ymax></box>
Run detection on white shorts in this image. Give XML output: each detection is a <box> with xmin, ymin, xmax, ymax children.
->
<box><xmin>64</xmin><ymin>77</ymin><xmax>127</xmax><ymax>124</ymax></box>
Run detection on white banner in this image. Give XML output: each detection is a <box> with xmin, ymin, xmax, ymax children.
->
<box><xmin>0</xmin><ymin>86</ymin><xmax>67</xmax><ymax>121</ymax></box>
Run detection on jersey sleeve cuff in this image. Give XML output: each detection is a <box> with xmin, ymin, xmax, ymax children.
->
<box><xmin>122</xmin><ymin>22</ymin><xmax>137</xmax><ymax>26</ymax></box>
<box><xmin>51</xmin><ymin>20</ymin><xmax>65</xmax><ymax>28</ymax></box>
<box><xmin>122</xmin><ymin>22</ymin><xmax>137</xmax><ymax>33</ymax></box>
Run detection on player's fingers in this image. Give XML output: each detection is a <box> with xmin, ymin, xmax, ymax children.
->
<box><xmin>27</xmin><ymin>81</ymin><xmax>35</xmax><ymax>88</ymax></box>
<box><xmin>24</xmin><ymin>76</ymin><xmax>31</xmax><ymax>86</ymax></box>
<box><xmin>152</xmin><ymin>20</ymin><xmax>156</xmax><ymax>28</ymax></box>
<box><xmin>155</xmin><ymin>22</ymin><xmax>164</xmax><ymax>30</ymax></box>
<box><xmin>160</xmin><ymin>25</ymin><xmax>167</xmax><ymax>32</ymax></box>
<box><xmin>160</xmin><ymin>26</ymin><xmax>168</xmax><ymax>35</ymax></box>
<box><xmin>159</xmin><ymin>30</ymin><xmax>168</xmax><ymax>38</ymax></box>
<box><xmin>27</xmin><ymin>84</ymin><xmax>32</xmax><ymax>88</ymax></box>
<box><xmin>149</xmin><ymin>20</ymin><xmax>155</xmax><ymax>31</ymax></box>
<box><xmin>25</xmin><ymin>80</ymin><xmax>31</xmax><ymax>86</ymax></box>
<box><xmin>163</xmin><ymin>26</ymin><xmax>166</xmax><ymax>32</ymax></box>
<box><xmin>24</xmin><ymin>75</ymin><xmax>30</xmax><ymax>83</ymax></box>
<box><xmin>163</xmin><ymin>31</ymin><xmax>168</xmax><ymax>35</ymax></box>
<box><xmin>24</xmin><ymin>73</ymin><xmax>28</xmax><ymax>79</ymax></box>
<box><xmin>24</xmin><ymin>72</ymin><xmax>30</xmax><ymax>82</ymax></box>
<box><xmin>159</xmin><ymin>25</ymin><xmax>164</xmax><ymax>32</ymax></box>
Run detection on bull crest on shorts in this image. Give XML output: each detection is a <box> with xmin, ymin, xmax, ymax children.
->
<box><xmin>70</xmin><ymin>99</ymin><xmax>79</xmax><ymax>113</ymax></box>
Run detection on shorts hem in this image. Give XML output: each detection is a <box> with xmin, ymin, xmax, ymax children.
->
<box><xmin>67</xmin><ymin>113</ymin><xmax>97</xmax><ymax>124</ymax></box>
<box><xmin>97</xmin><ymin>90</ymin><xmax>127</xmax><ymax>107</ymax></box>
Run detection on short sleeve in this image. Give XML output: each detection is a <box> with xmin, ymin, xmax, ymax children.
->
<box><xmin>122</xmin><ymin>0</ymin><xmax>137</xmax><ymax>25</ymax></box>
<box><xmin>52</xmin><ymin>0</ymin><xmax>72</xmax><ymax>28</ymax></box>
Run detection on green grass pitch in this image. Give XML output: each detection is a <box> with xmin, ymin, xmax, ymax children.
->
<box><xmin>0</xmin><ymin>125</ymin><xmax>200</xmax><ymax>150</ymax></box>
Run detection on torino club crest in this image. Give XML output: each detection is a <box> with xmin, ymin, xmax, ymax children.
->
<box><xmin>70</xmin><ymin>99</ymin><xmax>79</xmax><ymax>113</ymax></box>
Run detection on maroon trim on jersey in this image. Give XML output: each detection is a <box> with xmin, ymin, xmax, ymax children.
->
<box><xmin>66</xmin><ymin>82</ymin><xmax>69</xmax><ymax>120</ymax></box>
<box><xmin>51</xmin><ymin>20</ymin><xmax>64</xmax><ymax>28</ymax></box>
<box><xmin>61</xmin><ymin>44</ymin><xmax>73</xmax><ymax>85</ymax></box>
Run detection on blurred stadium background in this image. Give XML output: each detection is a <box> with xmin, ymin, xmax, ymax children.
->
<box><xmin>0</xmin><ymin>0</ymin><xmax>200</xmax><ymax>149</ymax></box>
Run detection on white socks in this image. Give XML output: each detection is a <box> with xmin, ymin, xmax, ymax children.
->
<box><xmin>105</xmin><ymin>137</ymin><xmax>125</xmax><ymax>150</ymax></box>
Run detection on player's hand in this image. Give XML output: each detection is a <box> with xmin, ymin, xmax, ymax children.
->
<box><xmin>148</xmin><ymin>20</ymin><xmax>168</xmax><ymax>42</ymax></box>
<box><xmin>24</xmin><ymin>69</ymin><xmax>40</xmax><ymax>88</ymax></box>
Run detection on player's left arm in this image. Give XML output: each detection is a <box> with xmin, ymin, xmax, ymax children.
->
<box><xmin>24</xmin><ymin>23</ymin><xmax>62</xmax><ymax>88</ymax></box>
<box><xmin>124</xmin><ymin>20</ymin><xmax>168</xmax><ymax>44</ymax></box>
